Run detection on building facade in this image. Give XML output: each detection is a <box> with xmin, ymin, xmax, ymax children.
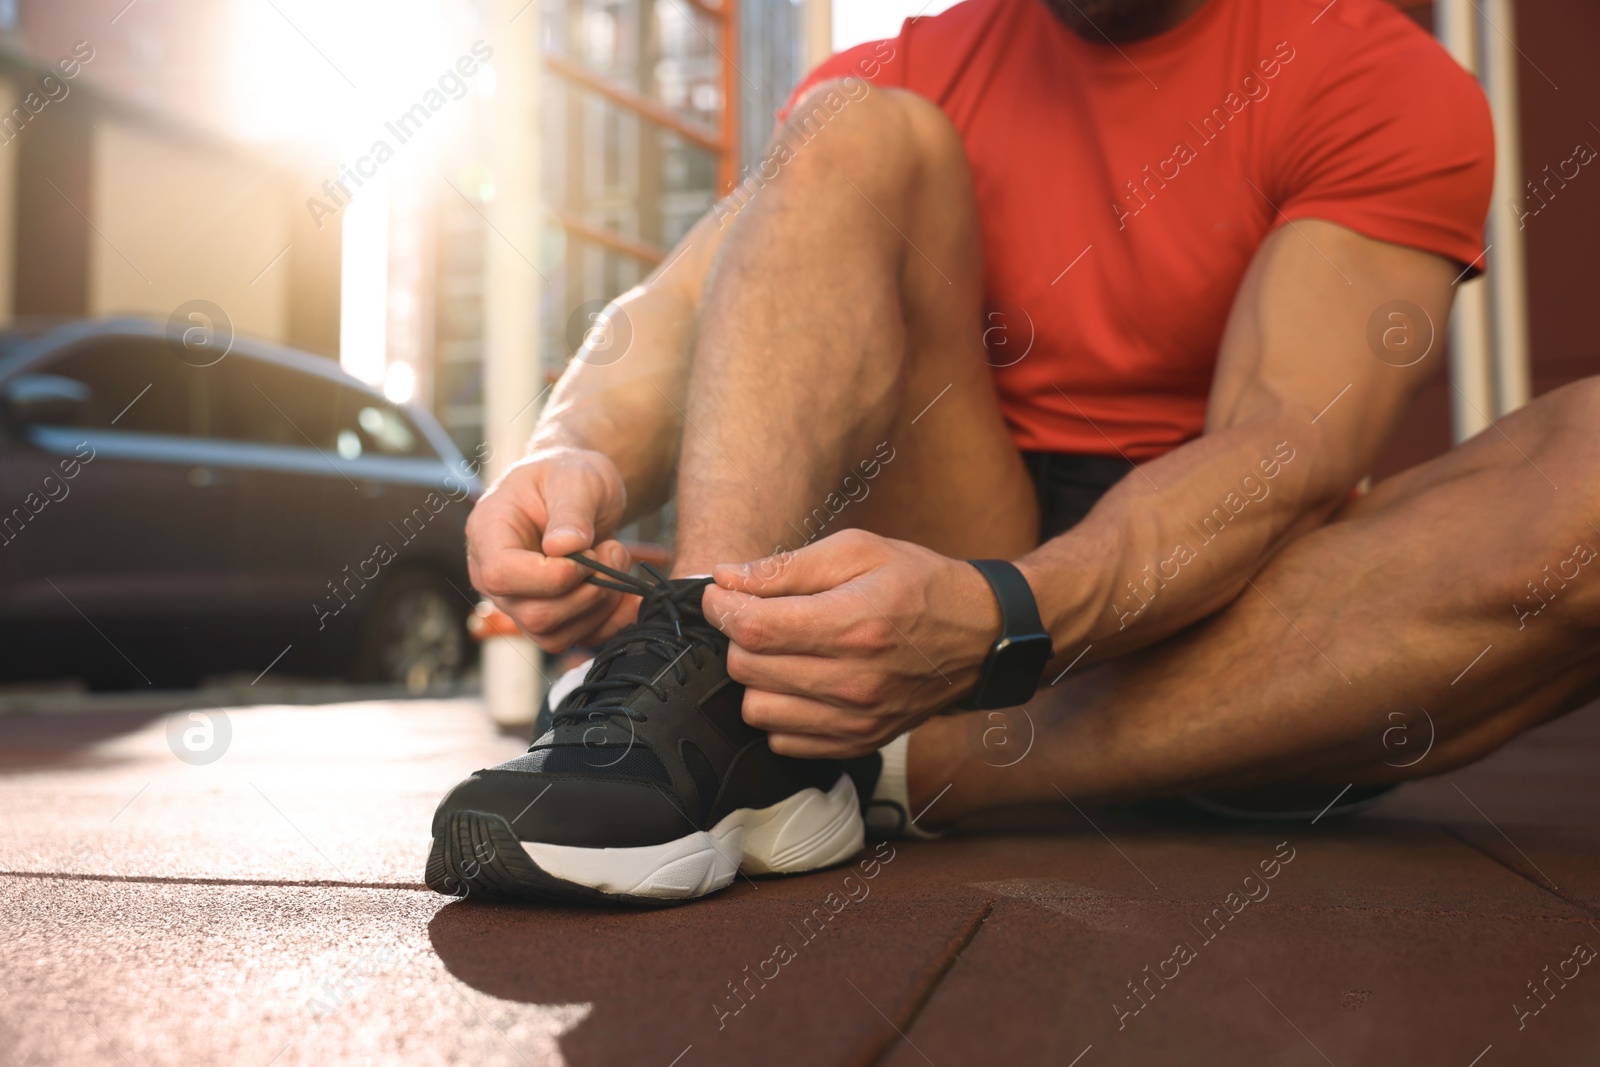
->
<box><xmin>433</xmin><ymin>0</ymin><xmax>804</xmax><ymax>500</ymax></box>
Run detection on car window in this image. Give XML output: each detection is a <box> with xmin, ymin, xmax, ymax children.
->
<box><xmin>203</xmin><ymin>352</ymin><xmax>434</xmax><ymax>458</ymax></box>
<box><xmin>204</xmin><ymin>353</ymin><xmax>343</xmax><ymax>450</ymax></box>
<box><xmin>349</xmin><ymin>398</ymin><xmax>427</xmax><ymax>456</ymax></box>
<box><xmin>43</xmin><ymin>337</ymin><xmax>202</xmax><ymax>436</ymax></box>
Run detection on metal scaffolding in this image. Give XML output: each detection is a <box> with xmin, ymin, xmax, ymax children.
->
<box><xmin>1435</xmin><ymin>0</ymin><xmax>1533</xmax><ymax>442</ymax></box>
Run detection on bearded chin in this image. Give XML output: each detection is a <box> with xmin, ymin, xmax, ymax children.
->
<box><xmin>1041</xmin><ymin>0</ymin><xmax>1182</xmax><ymax>42</ymax></box>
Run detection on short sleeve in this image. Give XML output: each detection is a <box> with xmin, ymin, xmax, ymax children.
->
<box><xmin>776</xmin><ymin>39</ymin><xmax>907</xmax><ymax>126</ymax></box>
<box><xmin>1273</xmin><ymin>34</ymin><xmax>1494</xmax><ymax>276</ymax></box>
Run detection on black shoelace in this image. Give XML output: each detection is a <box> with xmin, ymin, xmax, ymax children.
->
<box><xmin>547</xmin><ymin>553</ymin><xmax>718</xmax><ymax>728</ymax></box>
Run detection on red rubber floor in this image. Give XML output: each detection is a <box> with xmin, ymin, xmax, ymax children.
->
<box><xmin>2</xmin><ymin>696</ymin><xmax>1598</xmax><ymax>1066</ymax></box>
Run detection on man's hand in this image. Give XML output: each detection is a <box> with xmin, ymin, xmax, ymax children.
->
<box><xmin>466</xmin><ymin>447</ymin><xmax>636</xmax><ymax>652</ymax></box>
<box><xmin>703</xmin><ymin>529</ymin><xmax>1002</xmax><ymax>758</ymax></box>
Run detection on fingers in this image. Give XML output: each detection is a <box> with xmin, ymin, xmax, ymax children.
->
<box><xmin>767</xmin><ymin>732</ymin><xmax>880</xmax><ymax>760</ymax></box>
<box><xmin>466</xmin><ymin>450</ymin><xmax>627</xmax><ymax>600</ymax></box>
<box><xmin>742</xmin><ymin>688</ymin><xmax>879</xmax><ymax>739</ymax></box>
<box><xmin>586</xmin><ymin>590</ymin><xmax>645</xmax><ymax>646</ymax></box>
<box><xmin>743</xmin><ymin>690</ymin><xmax>886</xmax><ymax>758</ymax></box>
<box><xmin>493</xmin><ymin>586</ymin><xmax>607</xmax><ymax>646</ymax></box>
<box><xmin>703</xmin><ymin>586</ymin><xmax>833</xmax><ymax>654</ymax></box>
<box><xmin>705</xmin><ymin>582</ymin><xmax>895</xmax><ymax>658</ymax></box>
<box><xmin>523</xmin><ymin>585</ymin><xmax>634</xmax><ymax>653</ymax></box>
<box><xmin>485</xmin><ymin>539</ymin><xmax>633</xmax><ymax>647</ymax></box>
<box><xmin>726</xmin><ymin>644</ymin><xmax>892</xmax><ymax>707</ymax></box>
<box><xmin>712</xmin><ymin>528</ymin><xmax>886</xmax><ymax>598</ymax></box>
<box><xmin>470</xmin><ymin>514</ymin><xmax>588</xmax><ymax>599</ymax></box>
<box><xmin>462</xmin><ymin>448</ymin><xmax>638</xmax><ymax>649</ymax></box>
<box><xmin>540</xmin><ymin>459</ymin><xmax>625</xmax><ymax>557</ymax></box>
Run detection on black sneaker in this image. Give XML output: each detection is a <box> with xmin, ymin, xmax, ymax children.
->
<box><xmin>426</xmin><ymin>555</ymin><xmax>865</xmax><ymax>905</ymax></box>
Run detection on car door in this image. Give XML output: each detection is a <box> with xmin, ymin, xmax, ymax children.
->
<box><xmin>1</xmin><ymin>332</ymin><xmax>248</xmax><ymax>624</ymax></box>
<box><xmin>198</xmin><ymin>349</ymin><xmax>441</xmax><ymax>642</ymax></box>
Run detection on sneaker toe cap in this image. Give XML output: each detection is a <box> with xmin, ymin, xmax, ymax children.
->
<box><xmin>431</xmin><ymin>769</ymin><xmax>696</xmax><ymax>848</ymax></box>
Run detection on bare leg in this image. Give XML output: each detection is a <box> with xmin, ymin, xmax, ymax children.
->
<box><xmin>671</xmin><ymin>87</ymin><xmax>1037</xmax><ymax>575</ymax></box>
<box><xmin>908</xmin><ymin>378</ymin><xmax>1600</xmax><ymax>820</ymax></box>
<box><xmin>665</xmin><ymin>81</ymin><xmax>1600</xmax><ymax>821</ymax></box>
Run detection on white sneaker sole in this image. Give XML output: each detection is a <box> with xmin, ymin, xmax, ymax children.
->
<box><xmin>517</xmin><ymin>773</ymin><xmax>864</xmax><ymax>900</ymax></box>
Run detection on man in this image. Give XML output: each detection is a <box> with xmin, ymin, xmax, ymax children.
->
<box><xmin>426</xmin><ymin>0</ymin><xmax>1600</xmax><ymax>904</ymax></box>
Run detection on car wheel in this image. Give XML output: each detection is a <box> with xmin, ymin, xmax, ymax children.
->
<box><xmin>355</xmin><ymin>570</ymin><xmax>470</xmax><ymax>693</ymax></box>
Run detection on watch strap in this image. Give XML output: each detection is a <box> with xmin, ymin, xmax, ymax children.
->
<box><xmin>968</xmin><ymin>559</ymin><xmax>1045</xmax><ymax>640</ymax></box>
<box><xmin>958</xmin><ymin>559</ymin><xmax>1051</xmax><ymax>710</ymax></box>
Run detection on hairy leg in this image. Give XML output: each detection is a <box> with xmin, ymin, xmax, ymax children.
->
<box><xmin>671</xmin><ymin>86</ymin><xmax>1036</xmax><ymax>575</ymax></box>
<box><xmin>909</xmin><ymin>378</ymin><xmax>1600</xmax><ymax>820</ymax></box>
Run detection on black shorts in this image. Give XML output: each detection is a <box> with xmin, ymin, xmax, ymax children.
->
<box><xmin>1022</xmin><ymin>452</ymin><xmax>1135</xmax><ymax>542</ymax></box>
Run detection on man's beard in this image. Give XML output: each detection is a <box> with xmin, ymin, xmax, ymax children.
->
<box><xmin>1042</xmin><ymin>0</ymin><xmax>1190</xmax><ymax>43</ymax></box>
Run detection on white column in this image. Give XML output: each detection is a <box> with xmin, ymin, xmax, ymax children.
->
<box><xmin>804</xmin><ymin>0</ymin><xmax>833</xmax><ymax>69</ymax></box>
<box><xmin>482</xmin><ymin>0</ymin><xmax>545</xmax><ymax>726</ymax></box>
<box><xmin>339</xmin><ymin>175</ymin><xmax>391</xmax><ymax>388</ymax></box>
<box><xmin>1480</xmin><ymin>0</ymin><xmax>1533</xmax><ymax>418</ymax></box>
<box><xmin>384</xmin><ymin>163</ymin><xmax>433</xmax><ymax>407</ymax></box>
<box><xmin>0</xmin><ymin>78</ymin><xmax>17</xmax><ymax>324</ymax></box>
<box><xmin>1435</xmin><ymin>0</ymin><xmax>1495</xmax><ymax>443</ymax></box>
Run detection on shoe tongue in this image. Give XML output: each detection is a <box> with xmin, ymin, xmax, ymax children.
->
<box><xmin>586</xmin><ymin>641</ymin><xmax>670</xmax><ymax>692</ymax></box>
<box><xmin>635</xmin><ymin>576</ymin><xmax>710</xmax><ymax>627</ymax></box>
<box><xmin>572</xmin><ymin>579</ymin><xmax>714</xmax><ymax>705</ymax></box>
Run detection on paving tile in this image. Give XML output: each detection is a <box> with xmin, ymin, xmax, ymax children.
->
<box><xmin>0</xmin><ymin>878</ymin><xmax>582</xmax><ymax>1067</ymax></box>
<box><xmin>0</xmin><ymin>699</ymin><xmax>527</xmax><ymax>884</ymax></box>
<box><xmin>874</xmin><ymin>815</ymin><xmax>1600</xmax><ymax>1065</ymax></box>
<box><xmin>1363</xmin><ymin>700</ymin><xmax>1600</xmax><ymax>912</ymax></box>
<box><xmin>908</xmin><ymin>816</ymin><xmax>1585</xmax><ymax>918</ymax></box>
<box><xmin>1449</xmin><ymin>825</ymin><xmax>1600</xmax><ymax>915</ymax></box>
<box><xmin>3</xmin><ymin>695</ymin><xmax>1597</xmax><ymax>1066</ymax></box>
<box><xmin>430</xmin><ymin>846</ymin><xmax>988</xmax><ymax>1067</ymax></box>
<box><xmin>0</xmin><ymin>861</ymin><xmax>984</xmax><ymax>1067</ymax></box>
<box><xmin>888</xmin><ymin>895</ymin><xmax>1600</xmax><ymax>1067</ymax></box>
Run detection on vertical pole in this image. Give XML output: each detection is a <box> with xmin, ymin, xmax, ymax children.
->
<box><xmin>385</xmin><ymin>164</ymin><xmax>434</xmax><ymax>408</ymax></box>
<box><xmin>1480</xmin><ymin>0</ymin><xmax>1533</xmax><ymax>417</ymax></box>
<box><xmin>482</xmin><ymin>0</ymin><xmax>545</xmax><ymax>726</ymax></box>
<box><xmin>0</xmin><ymin>79</ymin><xmax>17</xmax><ymax>324</ymax></box>
<box><xmin>1434</xmin><ymin>0</ymin><xmax>1495</xmax><ymax>443</ymax></box>
<box><xmin>720</xmin><ymin>0</ymin><xmax>740</xmax><ymax>194</ymax></box>
<box><xmin>338</xmin><ymin>174</ymin><xmax>391</xmax><ymax>388</ymax></box>
<box><xmin>804</xmin><ymin>0</ymin><xmax>833</xmax><ymax>70</ymax></box>
<box><xmin>638</xmin><ymin>0</ymin><xmax>664</xmax><ymax>253</ymax></box>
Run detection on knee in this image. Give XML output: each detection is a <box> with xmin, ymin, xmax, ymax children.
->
<box><xmin>1519</xmin><ymin>379</ymin><xmax>1600</xmax><ymax>624</ymax></box>
<box><xmin>779</xmin><ymin>81</ymin><xmax>963</xmax><ymax>172</ymax></box>
<box><xmin>1551</xmin><ymin>373</ymin><xmax>1600</xmax><ymax>421</ymax></box>
<box><xmin>1529</xmin><ymin>376</ymin><xmax>1600</xmax><ymax>456</ymax></box>
<box><xmin>726</xmin><ymin>83</ymin><xmax>969</xmax><ymax>227</ymax></box>
<box><xmin>1548</xmin><ymin>376</ymin><xmax>1600</xmax><ymax>514</ymax></box>
<box><xmin>1504</xmin><ymin>376</ymin><xmax>1600</xmax><ymax>509</ymax></box>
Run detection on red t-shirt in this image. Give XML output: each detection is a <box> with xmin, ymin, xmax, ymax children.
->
<box><xmin>779</xmin><ymin>0</ymin><xmax>1493</xmax><ymax>459</ymax></box>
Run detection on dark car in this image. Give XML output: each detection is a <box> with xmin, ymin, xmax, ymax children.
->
<box><xmin>0</xmin><ymin>317</ymin><xmax>482</xmax><ymax>690</ymax></box>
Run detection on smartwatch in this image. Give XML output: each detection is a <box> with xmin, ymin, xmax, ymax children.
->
<box><xmin>957</xmin><ymin>559</ymin><xmax>1054</xmax><ymax>710</ymax></box>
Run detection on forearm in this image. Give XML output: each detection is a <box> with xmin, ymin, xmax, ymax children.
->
<box><xmin>529</xmin><ymin>283</ymin><xmax>692</xmax><ymax>522</ymax></box>
<box><xmin>1020</xmin><ymin>411</ymin><xmax>1356</xmax><ymax>663</ymax></box>
<box><xmin>1017</xmin><ymin>221</ymin><xmax>1457</xmax><ymax>667</ymax></box>
<box><xmin>528</xmin><ymin>211</ymin><xmax>729</xmax><ymax>524</ymax></box>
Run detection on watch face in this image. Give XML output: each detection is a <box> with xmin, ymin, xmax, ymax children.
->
<box><xmin>990</xmin><ymin>632</ymin><xmax>1054</xmax><ymax>706</ymax></box>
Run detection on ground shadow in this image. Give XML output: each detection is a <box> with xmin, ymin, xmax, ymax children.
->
<box><xmin>427</xmin><ymin>889</ymin><xmax>775</xmax><ymax>1066</ymax></box>
<box><xmin>426</xmin><ymin>849</ymin><xmax>987</xmax><ymax>1067</ymax></box>
<box><xmin>0</xmin><ymin>708</ymin><xmax>166</xmax><ymax>772</ymax></box>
